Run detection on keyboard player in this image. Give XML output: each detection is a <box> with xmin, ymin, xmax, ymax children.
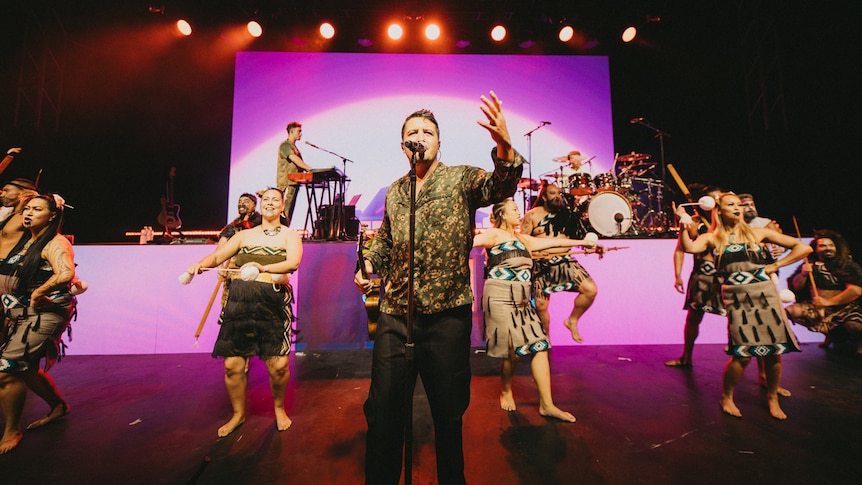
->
<box><xmin>277</xmin><ymin>121</ymin><xmax>314</xmax><ymax>225</ymax></box>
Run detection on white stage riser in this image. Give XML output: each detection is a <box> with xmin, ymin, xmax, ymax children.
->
<box><xmin>66</xmin><ymin>240</ymin><xmax>817</xmax><ymax>355</ymax></box>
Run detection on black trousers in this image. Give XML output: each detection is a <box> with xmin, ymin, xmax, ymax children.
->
<box><xmin>364</xmin><ymin>305</ymin><xmax>472</xmax><ymax>485</ymax></box>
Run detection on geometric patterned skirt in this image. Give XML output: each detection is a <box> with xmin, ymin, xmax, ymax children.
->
<box><xmin>722</xmin><ymin>278</ymin><xmax>800</xmax><ymax>357</ymax></box>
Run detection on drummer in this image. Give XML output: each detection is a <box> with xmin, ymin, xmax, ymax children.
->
<box><xmin>560</xmin><ymin>150</ymin><xmax>591</xmax><ymax>178</ymax></box>
<box><xmin>560</xmin><ymin>150</ymin><xmax>592</xmax><ymax>207</ymax></box>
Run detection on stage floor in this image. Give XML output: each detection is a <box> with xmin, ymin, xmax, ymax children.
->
<box><xmin>3</xmin><ymin>343</ymin><xmax>861</xmax><ymax>484</ymax></box>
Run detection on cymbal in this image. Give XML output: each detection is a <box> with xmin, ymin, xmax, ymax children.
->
<box><xmin>627</xmin><ymin>162</ymin><xmax>655</xmax><ymax>170</ymax></box>
<box><xmin>551</xmin><ymin>156</ymin><xmax>570</xmax><ymax>163</ymax></box>
<box><xmin>518</xmin><ymin>178</ymin><xmax>541</xmax><ymax>191</ymax></box>
<box><xmin>616</xmin><ymin>153</ymin><xmax>651</xmax><ymax>163</ymax></box>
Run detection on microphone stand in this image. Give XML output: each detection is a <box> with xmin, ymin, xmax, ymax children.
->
<box><xmin>403</xmin><ymin>149</ymin><xmax>419</xmax><ymax>485</ymax></box>
<box><xmin>523</xmin><ymin>122</ymin><xmax>549</xmax><ymax>211</ymax></box>
<box><xmin>633</xmin><ymin>119</ymin><xmax>672</xmax><ymax>231</ymax></box>
<box><xmin>304</xmin><ymin>141</ymin><xmax>356</xmax><ymax>239</ymax></box>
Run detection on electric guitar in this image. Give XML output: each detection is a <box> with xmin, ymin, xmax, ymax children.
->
<box><xmin>158</xmin><ymin>167</ymin><xmax>182</xmax><ymax>231</ymax></box>
<box><xmin>357</xmin><ymin>223</ymin><xmax>381</xmax><ymax>340</ymax></box>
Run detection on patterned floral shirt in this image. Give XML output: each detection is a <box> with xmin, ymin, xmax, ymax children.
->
<box><xmin>366</xmin><ymin>148</ymin><xmax>524</xmax><ymax>315</ymax></box>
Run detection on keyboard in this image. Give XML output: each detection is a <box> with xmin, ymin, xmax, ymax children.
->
<box><xmin>287</xmin><ymin>166</ymin><xmax>345</xmax><ymax>184</ymax></box>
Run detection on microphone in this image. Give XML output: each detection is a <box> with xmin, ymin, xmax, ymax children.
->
<box><xmin>630</xmin><ymin>117</ymin><xmax>644</xmax><ymax>124</ymax></box>
<box><xmin>304</xmin><ymin>141</ymin><xmax>320</xmax><ymax>149</ymax></box>
<box><xmin>541</xmin><ymin>121</ymin><xmax>552</xmax><ymax>125</ymax></box>
<box><xmin>403</xmin><ymin>140</ymin><xmax>426</xmax><ymax>153</ymax></box>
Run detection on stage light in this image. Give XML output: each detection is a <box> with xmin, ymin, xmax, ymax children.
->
<box><xmin>247</xmin><ymin>21</ymin><xmax>262</xmax><ymax>38</ymax></box>
<box><xmin>455</xmin><ymin>39</ymin><xmax>470</xmax><ymax>49</ymax></box>
<box><xmin>558</xmin><ymin>25</ymin><xmax>574</xmax><ymax>42</ymax></box>
<box><xmin>425</xmin><ymin>23</ymin><xmax>441</xmax><ymax>41</ymax></box>
<box><xmin>490</xmin><ymin>24</ymin><xmax>507</xmax><ymax>42</ymax></box>
<box><xmin>622</xmin><ymin>26</ymin><xmax>637</xmax><ymax>42</ymax></box>
<box><xmin>357</xmin><ymin>38</ymin><xmax>373</xmax><ymax>47</ymax></box>
<box><xmin>176</xmin><ymin>19</ymin><xmax>192</xmax><ymax>36</ymax></box>
<box><xmin>319</xmin><ymin>22</ymin><xmax>335</xmax><ymax>39</ymax></box>
<box><xmin>387</xmin><ymin>23</ymin><xmax>404</xmax><ymax>40</ymax></box>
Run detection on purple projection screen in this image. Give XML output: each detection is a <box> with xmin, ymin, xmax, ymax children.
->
<box><xmin>228</xmin><ymin>52</ymin><xmax>615</xmax><ymax>227</ymax></box>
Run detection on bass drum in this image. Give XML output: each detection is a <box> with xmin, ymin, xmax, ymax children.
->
<box><xmin>587</xmin><ymin>192</ymin><xmax>633</xmax><ymax>237</ymax></box>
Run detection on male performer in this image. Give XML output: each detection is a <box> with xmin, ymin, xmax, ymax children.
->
<box><xmin>217</xmin><ymin>192</ymin><xmax>262</xmax><ymax>245</ymax></box>
<box><xmin>739</xmin><ymin>193</ymin><xmax>785</xmax><ymax>259</ymax></box>
<box><xmin>276</xmin><ymin>121</ymin><xmax>314</xmax><ymax>226</ymax></box>
<box><xmin>560</xmin><ymin>150</ymin><xmax>591</xmax><ymax>177</ymax></box>
<box><xmin>217</xmin><ymin>192</ymin><xmax>263</xmax><ymax>305</ymax></box>
<box><xmin>0</xmin><ymin>148</ymin><xmax>22</xmax><ymax>221</ymax></box>
<box><xmin>785</xmin><ymin>229</ymin><xmax>862</xmax><ymax>354</ymax></box>
<box><xmin>521</xmin><ymin>183</ymin><xmax>597</xmax><ymax>342</ymax></box>
<box><xmin>355</xmin><ymin>91</ymin><xmax>523</xmax><ymax>485</ymax></box>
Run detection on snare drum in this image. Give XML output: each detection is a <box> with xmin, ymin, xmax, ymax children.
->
<box><xmin>616</xmin><ymin>173</ymin><xmax>633</xmax><ymax>194</ymax></box>
<box><xmin>568</xmin><ymin>173</ymin><xmax>595</xmax><ymax>196</ymax></box>
<box><xmin>593</xmin><ymin>172</ymin><xmax>616</xmax><ymax>193</ymax></box>
<box><xmin>586</xmin><ymin>191</ymin><xmax>633</xmax><ymax>237</ymax></box>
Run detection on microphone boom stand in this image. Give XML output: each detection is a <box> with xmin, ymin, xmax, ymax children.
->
<box><xmin>403</xmin><ymin>149</ymin><xmax>419</xmax><ymax>485</ymax></box>
<box><xmin>523</xmin><ymin>122</ymin><xmax>549</xmax><ymax>211</ymax></box>
<box><xmin>633</xmin><ymin>119</ymin><xmax>672</xmax><ymax>232</ymax></box>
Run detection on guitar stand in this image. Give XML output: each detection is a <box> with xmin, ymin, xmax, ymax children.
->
<box><xmin>160</xmin><ymin>224</ymin><xmax>185</xmax><ymax>244</ymax></box>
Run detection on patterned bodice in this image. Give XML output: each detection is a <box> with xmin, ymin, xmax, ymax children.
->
<box><xmin>486</xmin><ymin>240</ymin><xmax>533</xmax><ymax>282</ymax></box>
<box><xmin>234</xmin><ymin>246</ymin><xmax>287</xmax><ymax>267</ymax></box>
<box><xmin>716</xmin><ymin>243</ymin><xmax>772</xmax><ymax>286</ymax></box>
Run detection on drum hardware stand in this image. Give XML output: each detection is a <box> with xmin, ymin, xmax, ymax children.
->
<box><xmin>614</xmin><ymin>212</ymin><xmax>629</xmax><ymax>237</ymax></box>
<box><xmin>631</xmin><ymin>118</ymin><xmax>672</xmax><ymax>232</ymax></box>
<box><xmin>523</xmin><ymin>121</ymin><xmax>551</xmax><ymax>210</ymax></box>
<box><xmin>633</xmin><ymin>177</ymin><xmax>667</xmax><ymax>234</ymax></box>
<box><xmin>515</xmin><ymin>184</ymin><xmax>538</xmax><ymax>219</ymax></box>
<box><xmin>623</xmin><ymin>213</ymin><xmax>640</xmax><ymax>236</ymax></box>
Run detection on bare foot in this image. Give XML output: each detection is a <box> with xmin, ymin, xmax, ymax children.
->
<box><xmin>720</xmin><ymin>396</ymin><xmax>742</xmax><ymax>418</ymax></box>
<box><xmin>758</xmin><ymin>380</ymin><xmax>791</xmax><ymax>397</ymax></box>
<box><xmin>27</xmin><ymin>402</ymin><xmax>70</xmax><ymax>429</ymax></box>
<box><xmin>768</xmin><ymin>393</ymin><xmax>787</xmax><ymax>420</ymax></box>
<box><xmin>539</xmin><ymin>404</ymin><xmax>576</xmax><ymax>423</ymax></box>
<box><xmin>274</xmin><ymin>408</ymin><xmax>292</xmax><ymax>431</ymax></box>
<box><xmin>564</xmin><ymin>317</ymin><xmax>584</xmax><ymax>343</ymax></box>
<box><xmin>217</xmin><ymin>414</ymin><xmax>245</xmax><ymax>437</ymax></box>
<box><xmin>500</xmin><ymin>390</ymin><xmax>516</xmax><ymax>412</ymax></box>
<box><xmin>664</xmin><ymin>358</ymin><xmax>692</xmax><ymax>368</ymax></box>
<box><xmin>0</xmin><ymin>430</ymin><xmax>23</xmax><ymax>454</ymax></box>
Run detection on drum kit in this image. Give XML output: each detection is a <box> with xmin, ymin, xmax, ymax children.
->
<box><xmin>517</xmin><ymin>152</ymin><xmax>670</xmax><ymax>237</ymax></box>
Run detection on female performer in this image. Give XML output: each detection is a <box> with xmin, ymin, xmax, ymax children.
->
<box><xmin>184</xmin><ymin>188</ymin><xmax>302</xmax><ymax>437</ymax></box>
<box><xmin>473</xmin><ymin>199</ymin><xmax>595</xmax><ymax>422</ymax></box>
<box><xmin>678</xmin><ymin>192</ymin><xmax>811</xmax><ymax>419</ymax></box>
<box><xmin>0</xmin><ymin>194</ymin><xmax>77</xmax><ymax>453</ymax></box>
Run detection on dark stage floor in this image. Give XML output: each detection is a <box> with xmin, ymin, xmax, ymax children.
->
<box><xmin>2</xmin><ymin>343</ymin><xmax>861</xmax><ymax>484</ymax></box>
